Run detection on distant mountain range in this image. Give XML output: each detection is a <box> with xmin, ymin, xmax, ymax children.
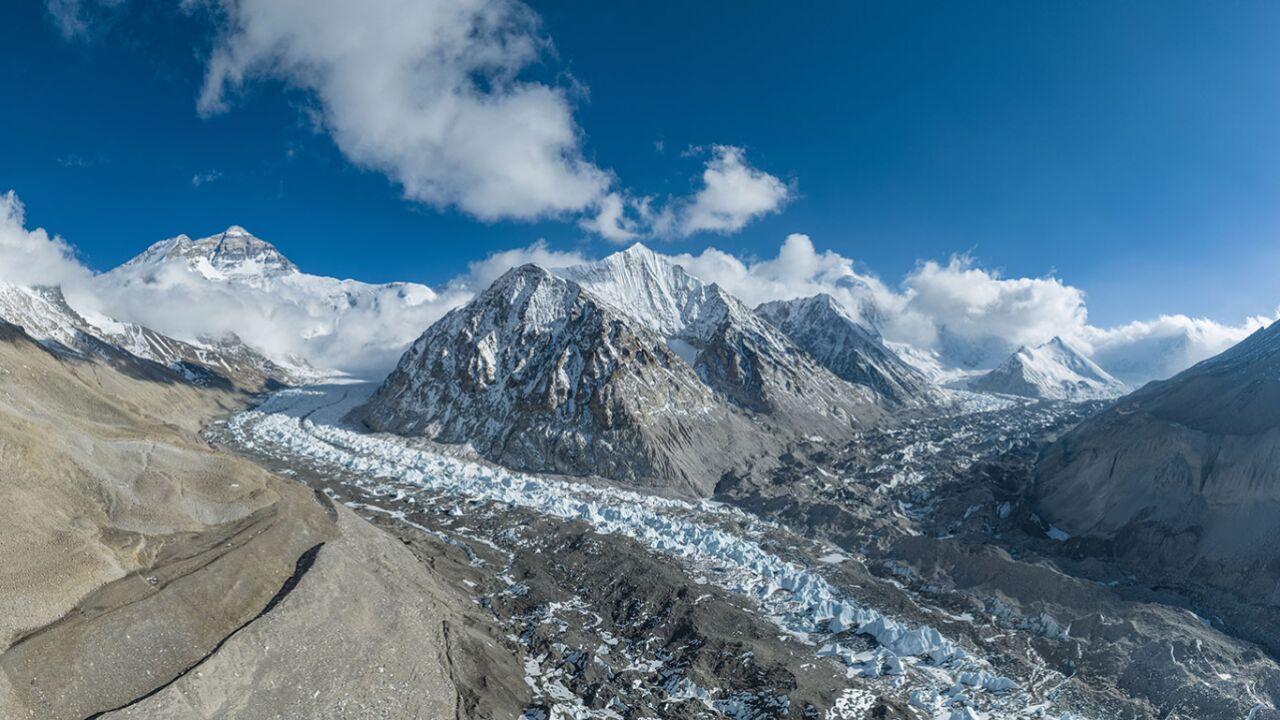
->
<box><xmin>969</xmin><ymin>336</ymin><xmax>1129</xmax><ymax>401</ymax></box>
<box><xmin>0</xmin><ymin>226</ymin><xmax>1241</xmax><ymax>405</ymax></box>
<box><xmin>351</xmin><ymin>245</ymin><xmax>937</xmax><ymax>493</ymax></box>
<box><xmin>93</xmin><ymin>226</ymin><xmax>446</xmax><ymax>375</ymax></box>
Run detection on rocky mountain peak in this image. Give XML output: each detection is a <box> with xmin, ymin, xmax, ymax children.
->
<box><xmin>123</xmin><ymin>226</ymin><xmax>297</xmax><ymax>279</ymax></box>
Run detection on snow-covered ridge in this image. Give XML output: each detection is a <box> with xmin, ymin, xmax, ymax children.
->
<box><xmin>351</xmin><ymin>262</ymin><xmax>764</xmax><ymax>496</ymax></box>
<box><xmin>970</xmin><ymin>337</ymin><xmax>1128</xmax><ymax>401</ymax></box>
<box><xmin>355</xmin><ymin>246</ymin><xmax>890</xmax><ymax>491</ymax></box>
<box><xmin>0</xmin><ymin>280</ymin><xmax>300</xmax><ymax>389</ymax></box>
<box><xmin>95</xmin><ymin>226</ymin><xmax>447</xmax><ymax>375</ymax></box>
<box><xmin>757</xmin><ymin>294</ymin><xmax>938</xmax><ymax>408</ymax></box>
<box><xmin>118</xmin><ymin>225</ymin><xmax>298</xmax><ymax>282</ymax></box>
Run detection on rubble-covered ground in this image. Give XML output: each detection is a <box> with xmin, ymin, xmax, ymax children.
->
<box><xmin>211</xmin><ymin>385</ymin><xmax>1280</xmax><ymax>720</ymax></box>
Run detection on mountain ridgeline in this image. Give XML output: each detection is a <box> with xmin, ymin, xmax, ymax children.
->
<box><xmin>351</xmin><ymin>245</ymin><xmax>936</xmax><ymax>495</ymax></box>
<box><xmin>970</xmin><ymin>336</ymin><xmax>1129</xmax><ymax>401</ymax></box>
<box><xmin>1034</xmin><ymin>318</ymin><xmax>1280</xmax><ymax>654</ymax></box>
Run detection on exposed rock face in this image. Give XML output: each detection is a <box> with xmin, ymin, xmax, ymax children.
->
<box><xmin>971</xmin><ymin>336</ymin><xmax>1128</xmax><ymax>400</ymax></box>
<box><xmin>558</xmin><ymin>245</ymin><xmax>882</xmax><ymax>432</ymax></box>
<box><xmin>352</xmin><ymin>264</ymin><xmax>768</xmax><ymax>496</ymax></box>
<box><xmin>756</xmin><ymin>293</ymin><xmax>938</xmax><ymax>407</ymax></box>
<box><xmin>355</xmin><ymin>247</ymin><xmax>888</xmax><ymax>495</ymax></box>
<box><xmin>1034</xmin><ymin>319</ymin><xmax>1280</xmax><ymax>652</ymax></box>
<box><xmin>115</xmin><ymin>225</ymin><xmax>298</xmax><ymax>280</ymax></box>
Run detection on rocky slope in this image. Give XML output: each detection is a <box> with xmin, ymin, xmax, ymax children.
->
<box><xmin>351</xmin><ymin>264</ymin><xmax>768</xmax><ymax>496</ymax></box>
<box><xmin>0</xmin><ymin>320</ymin><xmax>520</xmax><ymax>719</ymax></box>
<box><xmin>756</xmin><ymin>293</ymin><xmax>938</xmax><ymax>407</ymax></box>
<box><xmin>970</xmin><ymin>336</ymin><xmax>1128</xmax><ymax>400</ymax></box>
<box><xmin>355</xmin><ymin>247</ymin><xmax>883</xmax><ymax>495</ymax></box>
<box><xmin>558</xmin><ymin>245</ymin><xmax>882</xmax><ymax>430</ymax></box>
<box><xmin>1035</xmin><ymin>319</ymin><xmax>1280</xmax><ymax>654</ymax></box>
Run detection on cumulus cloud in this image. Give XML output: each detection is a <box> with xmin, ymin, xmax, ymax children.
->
<box><xmin>3</xmin><ymin>188</ymin><xmax>1270</xmax><ymax>384</ymax></box>
<box><xmin>671</xmin><ymin>145</ymin><xmax>791</xmax><ymax>236</ymax></box>
<box><xmin>578</xmin><ymin>193</ymin><xmax>640</xmax><ymax>243</ymax></box>
<box><xmin>50</xmin><ymin>2</ymin><xmax>794</xmax><ymax>240</ymax></box>
<box><xmin>452</xmin><ymin>239</ymin><xmax>589</xmax><ymax>292</ymax></box>
<box><xmin>1080</xmin><ymin>314</ymin><xmax>1274</xmax><ymax>385</ymax></box>
<box><xmin>194</xmin><ymin>0</ymin><xmax>611</xmax><ymax>222</ymax></box>
<box><xmin>899</xmin><ymin>257</ymin><xmax>1090</xmax><ymax>366</ymax></box>
<box><xmin>0</xmin><ymin>192</ymin><xmax>94</xmax><ymax>292</ymax></box>
<box><xmin>653</xmin><ymin>234</ymin><xmax>1272</xmax><ymax>383</ymax></box>
<box><xmin>667</xmin><ymin>234</ymin><xmax>901</xmax><ymax>332</ymax></box>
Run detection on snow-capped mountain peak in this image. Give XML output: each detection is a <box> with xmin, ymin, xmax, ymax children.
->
<box><xmin>970</xmin><ymin>335</ymin><xmax>1128</xmax><ymax>400</ymax></box>
<box><xmin>556</xmin><ymin>243</ymin><xmax>712</xmax><ymax>338</ymax></box>
<box><xmin>96</xmin><ymin>227</ymin><xmax>444</xmax><ymax>375</ymax></box>
<box><xmin>122</xmin><ymin>226</ymin><xmax>298</xmax><ymax>281</ymax></box>
<box><xmin>756</xmin><ymin>293</ymin><xmax>938</xmax><ymax>407</ymax></box>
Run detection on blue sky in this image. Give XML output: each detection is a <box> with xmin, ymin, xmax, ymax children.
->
<box><xmin>3</xmin><ymin>1</ymin><xmax>1280</xmax><ymax>327</ymax></box>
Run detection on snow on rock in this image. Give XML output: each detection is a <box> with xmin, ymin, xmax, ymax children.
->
<box><xmin>556</xmin><ymin>245</ymin><xmax>882</xmax><ymax>429</ymax></box>
<box><xmin>95</xmin><ymin>225</ymin><xmax>447</xmax><ymax>375</ymax></box>
<box><xmin>756</xmin><ymin>294</ymin><xmax>940</xmax><ymax>408</ymax></box>
<box><xmin>227</xmin><ymin>383</ymin><xmax>1036</xmax><ymax>714</ymax></box>
<box><xmin>350</xmin><ymin>263</ymin><xmax>765</xmax><ymax>496</ymax></box>
<box><xmin>0</xmin><ymin>281</ymin><xmax>297</xmax><ymax>389</ymax></box>
<box><xmin>969</xmin><ymin>337</ymin><xmax>1128</xmax><ymax>401</ymax></box>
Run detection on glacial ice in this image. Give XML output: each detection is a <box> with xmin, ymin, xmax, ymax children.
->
<box><xmin>226</xmin><ymin>384</ymin><xmax>1053</xmax><ymax>716</ymax></box>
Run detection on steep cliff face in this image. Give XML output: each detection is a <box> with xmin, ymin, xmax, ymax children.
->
<box><xmin>1034</xmin><ymin>320</ymin><xmax>1280</xmax><ymax>651</ymax></box>
<box><xmin>558</xmin><ymin>245</ymin><xmax>883</xmax><ymax>432</ymax></box>
<box><xmin>351</xmin><ymin>265</ymin><xmax>769</xmax><ymax>496</ymax></box>
<box><xmin>756</xmin><ymin>294</ymin><xmax>938</xmax><ymax>408</ymax></box>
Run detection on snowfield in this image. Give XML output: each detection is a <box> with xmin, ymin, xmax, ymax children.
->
<box><xmin>225</xmin><ymin>384</ymin><xmax>1078</xmax><ymax>719</ymax></box>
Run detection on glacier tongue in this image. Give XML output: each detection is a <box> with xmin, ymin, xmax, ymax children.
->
<box><xmin>223</xmin><ymin>384</ymin><xmax>1072</xmax><ymax>716</ymax></box>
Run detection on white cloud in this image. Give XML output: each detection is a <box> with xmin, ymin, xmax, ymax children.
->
<box><xmin>3</xmin><ymin>187</ymin><xmax>1270</xmax><ymax>385</ymax></box>
<box><xmin>453</xmin><ymin>239</ymin><xmax>589</xmax><ymax>292</ymax></box>
<box><xmin>899</xmin><ymin>257</ymin><xmax>1090</xmax><ymax>366</ymax></box>
<box><xmin>0</xmin><ymin>192</ymin><xmax>94</xmax><ymax>292</ymax></box>
<box><xmin>669</xmin><ymin>234</ymin><xmax>901</xmax><ymax>332</ymax></box>
<box><xmin>44</xmin><ymin>0</ymin><xmax>123</xmax><ymax>39</ymax></box>
<box><xmin>195</xmin><ymin>0</ymin><xmax>612</xmax><ymax>222</ymax></box>
<box><xmin>50</xmin><ymin>2</ymin><xmax>795</xmax><ymax>240</ymax></box>
<box><xmin>674</xmin><ymin>145</ymin><xmax>791</xmax><ymax>236</ymax></box>
<box><xmin>1080</xmin><ymin>314</ymin><xmax>1274</xmax><ymax>385</ymax></box>
<box><xmin>658</xmin><ymin>234</ymin><xmax>1271</xmax><ymax>382</ymax></box>
<box><xmin>578</xmin><ymin>193</ymin><xmax>640</xmax><ymax>243</ymax></box>
<box><xmin>86</xmin><ymin>234</ymin><xmax>594</xmax><ymax>376</ymax></box>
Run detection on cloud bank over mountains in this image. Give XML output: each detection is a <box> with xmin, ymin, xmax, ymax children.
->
<box><xmin>2</xmin><ymin>189</ymin><xmax>1270</xmax><ymax>380</ymax></box>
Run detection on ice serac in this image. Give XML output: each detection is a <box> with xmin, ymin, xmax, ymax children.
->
<box><xmin>1034</xmin><ymin>319</ymin><xmax>1280</xmax><ymax>654</ymax></box>
<box><xmin>97</xmin><ymin>226</ymin><xmax>442</xmax><ymax>374</ymax></box>
<box><xmin>969</xmin><ymin>336</ymin><xmax>1128</xmax><ymax>400</ymax></box>
<box><xmin>351</xmin><ymin>264</ymin><xmax>768</xmax><ymax>496</ymax></box>
<box><xmin>557</xmin><ymin>244</ymin><xmax>882</xmax><ymax>436</ymax></box>
<box><xmin>756</xmin><ymin>293</ymin><xmax>938</xmax><ymax>408</ymax></box>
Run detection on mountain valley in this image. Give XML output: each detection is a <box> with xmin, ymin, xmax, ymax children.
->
<box><xmin>1</xmin><ymin>234</ymin><xmax>1278</xmax><ymax>719</ymax></box>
